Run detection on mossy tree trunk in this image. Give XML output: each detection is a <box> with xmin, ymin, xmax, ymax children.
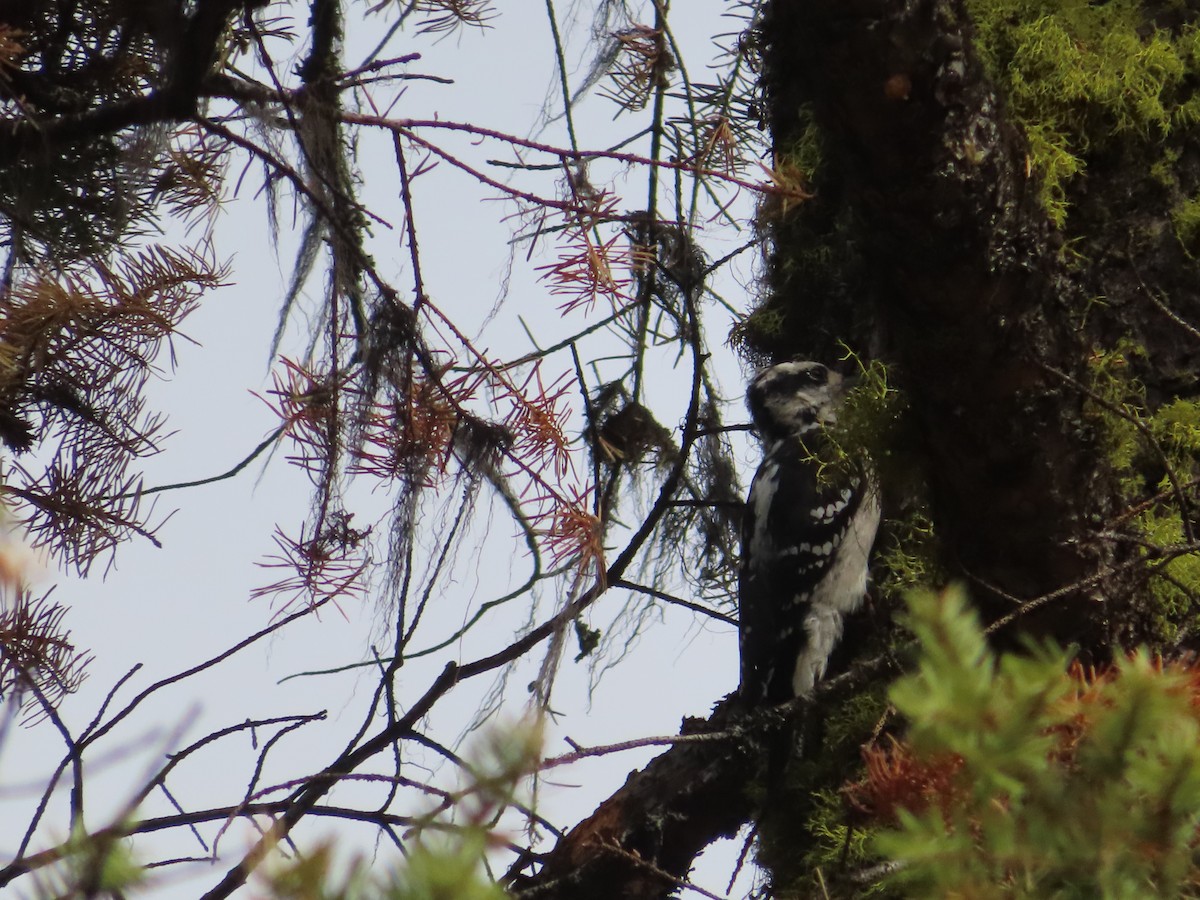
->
<box><xmin>757</xmin><ymin>0</ymin><xmax>1136</xmax><ymax>650</ymax></box>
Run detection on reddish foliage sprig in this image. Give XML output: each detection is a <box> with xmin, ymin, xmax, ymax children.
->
<box><xmin>0</xmin><ymin>586</ymin><xmax>92</xmax><ymax>722</ymax></box>
<box><xmin>501</xmin><ymin>361</ymin><xmax>576</xmax><ymax>481</ymax></box>
<box><xmin>251</xmin><ymin>512</ymin><xmax>371</xmax><ymax>616</ymax></box>
<box><xmin>599</xmin><ymin>25</ymin><xmax>672</xmax><ymax>113</ymax></box>
<box><xmin>688</xmin><ymin>115</ymin><xmax>742</xmax><ymax>176</ymax></box>
<box><xmin>528</xmin><ymin>484</ymin><xmax>604</xmax><ymax>580</ymax></box>
<box><xmin>255</xmin><ymin>358</ymin><xmax>351</xmax><ymax>477</ymax></box>
<box><xmin>351</xmin><ymin>367</ymin><xmax>480</xmax><ymax>485</ymax></box>
<box><xmin>535</xmin><ymin>178</ymin><xmax>633</xmax><ymax>316</ymax></box>
<box><xmin>537</xmin><ymin>226</ymin><xmax>633</xmax><ymax>316</ymax></box>
<box><xmin>1</xmin><ymin>247</ymin><xmax>217</xmax><ymax>572</ymax></box>
<box><xmin>846</xmin><ymin>656</ymin><xmax>1200</xmax><ymax>829</ymax></box>
<box><xmin>412</xmin><ymin>299</ymin><xmax>603</xmax><ymax>576</ymax></box>
<box><xmin>265</xmin><ymin>340</ymin><xmax>601</xmax><ymax>580</ymax></box>
<box><xmin>843</xmin><ymin>738</ymin><xmax>966</xmax><ymax>826</ymax></box>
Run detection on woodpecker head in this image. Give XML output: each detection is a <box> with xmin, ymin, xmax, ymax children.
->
<box><xmin>746</xmin><ymin>361</ymin><xmax>855</xmax><ymax>444</ymax></box>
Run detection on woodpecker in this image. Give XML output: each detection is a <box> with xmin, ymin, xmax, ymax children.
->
<box><xmin>738</xmin><ymin>361</ymin><xmax>881</xmax><ymax>704</ymax></box>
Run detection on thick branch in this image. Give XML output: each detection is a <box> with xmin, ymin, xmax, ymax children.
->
<box><xmin>513</xmin><ymin>655</ymin><xmax>900</xmax><ymax>900</ymax></box>
<box><xmin>512</xmin><ymin>696</ymin><xmax>755</xmax><ymax>900</ymax></box>
<box><xmin>0</xmin><ymin>0</ymin><xmax>256</xmax><ymax>163</ymax></box>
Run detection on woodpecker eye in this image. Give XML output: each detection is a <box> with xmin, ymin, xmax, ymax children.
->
<box><xmin>778</xmin><ymin>364</ymin><xmax>828</xmax><ymax>393</ymax></box>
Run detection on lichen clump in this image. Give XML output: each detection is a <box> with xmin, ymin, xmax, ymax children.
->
<box><xmin>967</xmin><ymin>0</ymin><xmax>1200</xmax><ymax>227</ymax></box>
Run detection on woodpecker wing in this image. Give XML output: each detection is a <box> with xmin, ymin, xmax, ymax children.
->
<box><xmin>738</xmin><ymin>437</ymin><xmax>869</xmax><ymax>704</ymax></box>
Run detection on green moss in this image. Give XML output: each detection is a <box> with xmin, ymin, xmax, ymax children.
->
<box><xmin>808</xmin><ymin>357</ymin><xmax>911</xmax><ymax>489</ymax></box>
<box><xmin>1086</xmin><ymin>341</ymin><xmax>1148</xmax><ymax>493</ymax></box>
<box><xmin>800</xmin><ymin>789</ymin><xmax>880</xmax><ymax>889</ymax></box>
<box><xmin>789</xmin><ymin>105</ymin><xmax>825</xmax><ymax>181</ymax></box>
<box><xmin>763</xmin><ymin>685</ymin><xmax>894</xmax><ymax>897</ymax></box>
<box><xmin>1170</xmin><ymin>193</ymin><xmax>1200</xmax><ymax>251</ymax></box>
<box><xmin>1087</xmin><ymin>345</ymin><xmax>1200</xmax><ymax>637</ymax></box>
<box><xmin>823</xmin><ymin>682</ymin><xmax>893</xmax><ymax>751</ymax></box>
<box><xmin>966</xmin><ymin>0</ymin><xmax>1200</xmax><ymax>227</ymax></box>
<box><xmin>757</xmin><ymin>122</ymin><xmax>824</xmax><ymax>228</ymax></box>
<box><xmin>1140</xmin><ymin>397</ymin><xmax>1200</xmax><ymax>634</ymax></box>
<box><xmin>876</xmin><ymin>511</ymin><xmax>941</xmax><ymax>601</ymax></box>
<box><xmin>1138</xmin><ymin>507</ymin><xmax>1200</xmax><ymax>641</ymax></box>
<box><xmin>836</xmin><ymin>360</ymin><xmax>906</xmax><ymax>457</ymax></box>
<box><xmin>798</xmin><ymin>360</ymin><xmax>904</xmax><ymax>494</ymax></box>
<box><xmin>825</xmin><ymin>359</ymin><xmax>945</xmax><ymax>601</ymax></box>
<box><xmin>729</xmin><ymin>302</ymin><xmax>787</xmax><ymax>356</ymax></box>
<box><xmin>1149</xmin><ymin>396</ymin><xmax>1200</xmax><ymax>457</ymax></box>
<box><xmin>1151</xmin><ymin>146</ymin><xmax>1181</xmax><ymax>187</ymax></box>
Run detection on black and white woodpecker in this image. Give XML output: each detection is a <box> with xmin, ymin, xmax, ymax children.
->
<box><xmin>738</xmin><ymin>361</ymin><xmax>881</xmax><ymax>704</ymax></box>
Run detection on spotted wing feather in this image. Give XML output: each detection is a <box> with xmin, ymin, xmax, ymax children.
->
<box><xmin>738</xmin><ymin>436</ymin><xmax>875</xmax><ymax>704</ymax></box>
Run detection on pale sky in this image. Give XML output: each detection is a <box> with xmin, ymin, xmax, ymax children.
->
<box><xmin>0</xmin><ymin>3</ymin><xmax>763</xmax><ymax>896</ymax></box>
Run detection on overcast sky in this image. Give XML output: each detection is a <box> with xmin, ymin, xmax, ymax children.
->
<box><xmin>1</xmin><ymin>3</ymin><xmax>763</xmax><ymax>896</ymax></box>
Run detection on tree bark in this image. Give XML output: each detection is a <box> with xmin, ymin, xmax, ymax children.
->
<box><xmin>761</xmin><ymin>0</ymin><xmax>1133</xmax><ymax>649</ymax></box>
